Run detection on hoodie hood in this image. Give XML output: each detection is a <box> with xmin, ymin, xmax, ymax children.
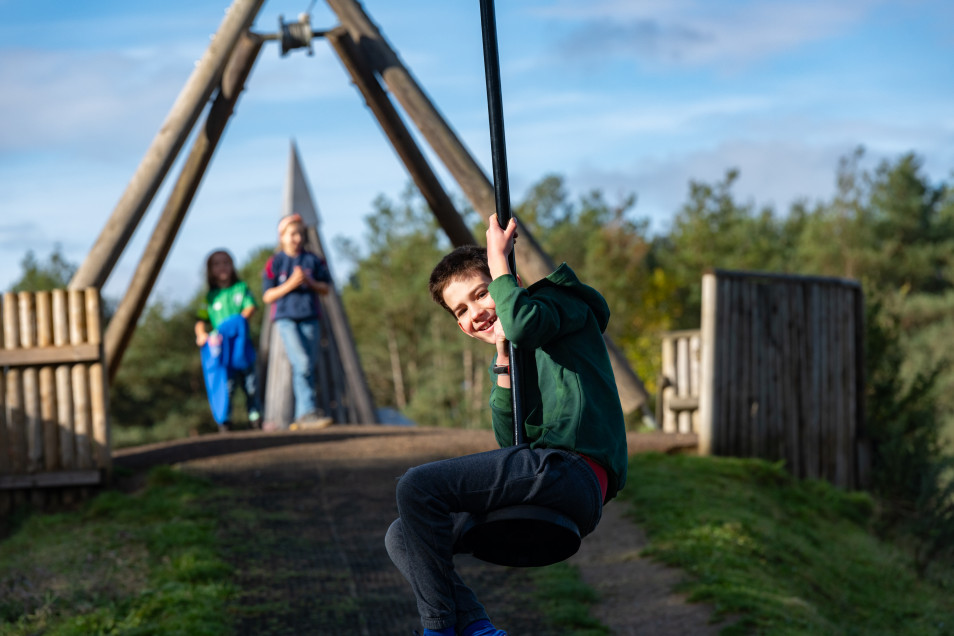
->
<box><xmin>527</xmin><ymin>262</ymin><xmax>611</xmax><ymax>333</ymax></box>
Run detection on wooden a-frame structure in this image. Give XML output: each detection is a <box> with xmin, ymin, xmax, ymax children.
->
<box><xmin>66</xmin><ymin>0</ymin><xmax>654</xmax><ymax>422</ymax></box>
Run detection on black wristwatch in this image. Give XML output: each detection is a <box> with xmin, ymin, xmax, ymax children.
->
<box><xmin>492</xmin><ymin>364</ymin><xmax>510</xmax><ymax>375</ymax></box>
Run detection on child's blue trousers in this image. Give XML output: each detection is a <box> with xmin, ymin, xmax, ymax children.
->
<box><xmin>385</xmin><ymin>443</ymin><xmax>604</xmax><ymax>632</ymax></box>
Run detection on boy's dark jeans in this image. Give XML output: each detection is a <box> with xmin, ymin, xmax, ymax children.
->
<box><xmin>385</xmin><ymin>443</ymin><xmax>603</xmax><ymax>632</ymax></box>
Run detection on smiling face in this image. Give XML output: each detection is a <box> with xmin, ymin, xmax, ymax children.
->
<box><xmin>442</xmin><ymin>271</ymin><xmax>497</xmax><ymax>345</ymax></box>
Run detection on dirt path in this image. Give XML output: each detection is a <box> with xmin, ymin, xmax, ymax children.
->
<box><xmin>114</xmin><ymin>425</ymin><xmax>717</xmax><ymax>635</ymax></box>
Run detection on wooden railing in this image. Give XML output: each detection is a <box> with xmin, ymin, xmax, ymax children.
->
<box><xmin>0</xmin><ymin>289</ymin><xmax>110</xmax><ymax>511</ymax></box>
<box><xmin>658</xmin><ymin>330</ymin><xmax>701</xmax><ymax>434</ymax></box>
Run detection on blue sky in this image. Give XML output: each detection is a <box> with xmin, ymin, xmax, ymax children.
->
<box><xmin>1</xmin><ymin>0</ymin><xmax>952</xmax><ymax>304</ymax></box>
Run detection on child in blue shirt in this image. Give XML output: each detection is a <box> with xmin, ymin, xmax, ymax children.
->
<box><xmin>262</xmin><ymin>214</ymin><xmax>333</xmax><ymax>429</ymax></box>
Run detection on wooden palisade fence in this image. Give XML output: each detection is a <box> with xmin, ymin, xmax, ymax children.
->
<box><xmin>0</xmin><ymin>289</ymin><xmax>110</xmax><ymax>512</ymax></box>
<box><xmin>695</xmin><ymin>269</ymin><xmax>867</xmax><ymax>489</ymax></box>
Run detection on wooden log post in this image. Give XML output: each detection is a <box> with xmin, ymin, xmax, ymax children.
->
<box><xmin>3</xmin><ymin>294</ymin><xmax>25</xmax><ymax>474</ymax></box>
<box><xmin>105</xmin><ymin>33</ymin><xmax>265</xmax><ymax>380</ymax></box>
<box><xmin>263</xmin><ymin>325</ymin><xmax>295</xmax><ymax>430</ymax></box>
<box><xmin>86</xmin><ymin>289</ymin><xmax>110</xmax><ymax>473</ymax></box>
<box><xmin>3</xmin><ymin>294</ymin><xmax>26</xmax><ymax>507</ymax></box>
<box><xmin>676</xmin><ymin>335</ymin><xmax>691</xmax><ymax>433</ymax></box>
<box><xmin>697</xmin><ymin>272</ymin><xmax>717</xmax><ymax>456</ymax></box>
<box><xmin>69</xmin><ymin>0</ymin><xmax>266</xmax><ymax>291</ymax></box>
<box><xmin>35</xmin><ymin>292</ymin><xmax>59</xmax><ymax>474</ymax></box>
<box><xmin>660</xmin><ymin>335</ymin><xmax>676</xmax><ymax>433</ymax></box>
<box><xmin>52</xmin><ymin>290</ymin><xmax>76</xmax><ymax>473</ymax></box>
<box><xmin>68</xmin><ymin>290</ymin><xmax>92</xmax><ymax>471</ymax></box>
<box><xmin>325</xmin><ymin>0</ymin><xmax>652</xmax><ymax>419</ymax></box>
<box><xmin>17</xmin><ymin>293</ymin><xmax>43</xmax><ymax>478</ymax></box>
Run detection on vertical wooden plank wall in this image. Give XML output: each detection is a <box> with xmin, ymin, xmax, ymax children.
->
<box><xmin>697</xmin><ymin>270</ymin><xmax>863</xmax><ymax>489</ymax></box>
<box><xmin>0</xmin><ymin>288</ymin><xmax>108</xmax><ymax>501</ymax></box>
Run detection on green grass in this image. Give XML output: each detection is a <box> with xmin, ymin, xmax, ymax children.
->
<box><xmin>4</xmin><ymin>454</ymin><xmax>953</xmax><ymax>635</ymax></box>
<box><xmin>621</xmin><ymin>453</ymin><xmax>954</xmax><ymax>635</ymax></box>
<box><xmin>530</xmin><ymin>562</ymin><xmax>609</xmax><ymax>635</ymax></box>
<box><xmin>0</xmin><ymin>467</ymin><xmax>234</xmax><ymax>635</ymax></box>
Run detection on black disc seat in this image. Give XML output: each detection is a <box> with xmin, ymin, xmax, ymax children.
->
<box><xmin>456</xmin><ymin>505</ymin><xmax>581</xmax><ymax>567</ymax></box>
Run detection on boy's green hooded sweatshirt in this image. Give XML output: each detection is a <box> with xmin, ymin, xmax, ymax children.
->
<box><xmin>488</xmin><ymin>263</ymin><xmax>628</xmax><ymax>501</ymax></box>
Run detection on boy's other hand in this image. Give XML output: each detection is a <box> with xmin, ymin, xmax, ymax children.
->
<box><xmin>494</xmin><ymin>319</ymin><xmax>509</xmax><ymax>362</ymax></box>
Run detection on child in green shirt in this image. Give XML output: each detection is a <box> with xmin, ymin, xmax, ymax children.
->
<box><xmin>195</xmin><ymin>249</ymin><xmax>261</xmax><ymax>431</ymax></box>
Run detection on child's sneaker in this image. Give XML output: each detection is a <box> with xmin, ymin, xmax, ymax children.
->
<box><xmin>462</xmin><ymin>620</ymin><xmax>507</xmax><ymax>636</ymax></box>
<box><xmin>291</xmin><ymin>412</ymin><xmax>333</xmax><ymax>430</ymax></box>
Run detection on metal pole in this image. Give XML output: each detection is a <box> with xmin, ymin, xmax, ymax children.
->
<box><xmin>478</xmin><ymin>0</ymin><xmax>525</xmax><ymax>445</ymax></box>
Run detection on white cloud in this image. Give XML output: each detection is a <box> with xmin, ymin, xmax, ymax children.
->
<box><xmin>542</xmin><ymin>0</ymin><xmax>872</xmax><ymax>69</ymax></box>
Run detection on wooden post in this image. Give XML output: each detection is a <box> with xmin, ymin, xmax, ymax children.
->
<box><xmin>68</xmin><ymin>290</ymin><xmax>92</xmax><ymax>470</ymax></box>
<box><xmin>4</xmin><ymin>294</ymin><xmax>26</xmax><ymax>508</ymax></box>
<box><xmin>325</xmin><ymin>0</ymin><xmax>652</xmax><ymax>417</ymax></box>
<box><xmin>105</xmin><ymin>33</ymin><xmax>265</xmax><ymax>380</ymax></box>
<box><xmin>52</xmin><ymin>290</ymin><xmax>75</xmax><ymax>472</ymax></box>
<box><xmin>86</xmin><ymin>289</ymin><xmax>110</xmax><ymax>473</ymax></box>
<box><xmin>3</xmin><ymin>293</ymin><xmax>25</xmax><ymax>475</ymax></box>
<box><xmin>17</xmin><ymin>293</ymin><xmax>43</xmax><ymax>477</ymax></box>
<box><xmin>660</xmin><ymin>335</ymin><xmax>676</xmax><ymax>433</ymax></box>
<box><xmin>697</xmin><ymin>272</ymin><xmax>716</xmax><ymax>456</ymax></box>
<box><xmin>35</xmin><ymin>292</ymin><xmax>59</xmax><ymax>472</ymax></box>
<box><xmin>263</xmin><ymin>325</ymin><xmax>295</xmax><ymax>430</ymax></box>
<box><xmin>69</xmin><ymin>0</ymin><xmax>266</xmax><ymax>290</ymax></box>
<box><xmin>676</xmin><ymin>335</ymin><xmax>691</xmax><ymax>433</ymax></box>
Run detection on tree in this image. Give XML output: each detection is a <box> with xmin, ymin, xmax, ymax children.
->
<box><xmin>340</xmin><ymin>186</ymin><xmax>487</xmax><ymax>428</ymax></box>
<box><xmin>8</xmin><ymin>245</ymin><xmax>76</xmax><ymax>292</ymax></box>
<box><xmin>654</xmin><ymin>169</ymin><xmax>792</xmax><ymax>329</ymax></box>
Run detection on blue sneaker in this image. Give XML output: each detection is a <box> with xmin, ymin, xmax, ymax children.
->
<box><xmin>462</xmin><ymin>620</ymin><xmax>507</xmax><ymax>636</ymax></box>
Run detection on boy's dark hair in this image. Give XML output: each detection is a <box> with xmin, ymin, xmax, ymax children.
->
<box><xmin>205</xmin><ymin>249</ymin><xmax>239</xmax><ymax>290</ymax></box>
<box><xmin>428</xmin><ymin>245</ymin><xmax>491</xmax><ymax>314</ymax></box>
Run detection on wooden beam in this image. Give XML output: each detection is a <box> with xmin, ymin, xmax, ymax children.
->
<box><xmin>104</xmin><ymin>33</ymin><xmax>265</xmax><ymax>381</ymax></box>
<box><xmin>69</xmin><ymin>0</ymin><xmax>266</xmax><ymax>290</ymax></box>
<box><xmin>0</xmin><ymin>469</ymin><xmax>102</xmax><ymax>490</ymax></box>
<box><xmin>668</xmin><ymin>395</ymin><xmax>699</xmax><ymax>413</ymax></box>
<box><xmin>0</xmin><ymin>343</ymin><xmax>100</xmax><ymax>367</ymax></box>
